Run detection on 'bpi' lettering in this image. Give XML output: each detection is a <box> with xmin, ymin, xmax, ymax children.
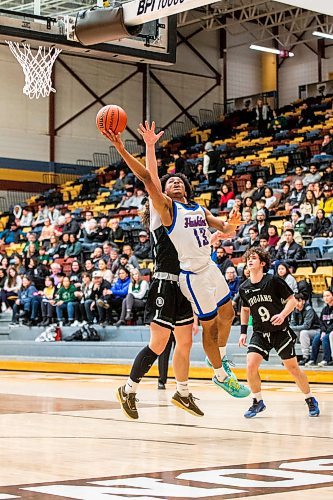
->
<box><xmin>137</xmin><ymin>0</ymin><xmax>184</xmax><ymax>16</ymax></box>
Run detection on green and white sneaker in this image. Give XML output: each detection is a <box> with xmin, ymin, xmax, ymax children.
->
<box><xmin>205</xmin><ymin>355</ymin><xmax>237</xmax><ymax>380</ymax></box>
<box><xmin>213</xmin><ymin>375</ymin><xmax>250</xmax><ymax>398</ymax></box>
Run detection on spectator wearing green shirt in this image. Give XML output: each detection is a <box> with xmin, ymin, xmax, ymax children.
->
<box><xmin>55</xmin><ymin>276</ymin><xmax>78</xmax><ymax>325</ymax></box>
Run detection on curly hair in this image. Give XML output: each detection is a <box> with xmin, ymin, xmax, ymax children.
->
<box><xmin>140</xmin><ymin>173</ymin><xmax>192</xmax><ymax>228</ymax></box>
<box><xmin>160</xmin><ymin>173</ymin><xmax>192</xmax><ymax>201</ymax></box>
<box><xmin>243</xmin><ymin>247</ymin><xmax>271</xmax><ymax>272</ymax></box>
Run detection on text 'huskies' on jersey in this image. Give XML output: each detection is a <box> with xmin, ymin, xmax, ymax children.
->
<box><xmin>166</xmin><ymin>201</ymin><xmax>211</xmax><ymax>273</ymax></box>
<box><xmin>239</xmin><ymin>274</ymin><xmax>293</xmax><ymax>333</ymax></box>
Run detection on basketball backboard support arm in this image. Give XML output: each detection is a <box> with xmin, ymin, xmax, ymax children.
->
<box><xmin>69</xmin><ymin>0</ymin><xmax>215</xmax><ymax>45</ymax></box>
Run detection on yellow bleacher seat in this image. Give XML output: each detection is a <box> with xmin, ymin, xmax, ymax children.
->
<box><xmin>309</xmin><ymin>274</ymin><xmax>328</xmax><ymax>295</ymax></box>
<box><xmin>315</xmin><ymin>265</ymin><xmax>333</xmax><ymax>277</ymax></box>
<box><xmin>294</xmin><ymin>266</ymin><xmax>313</xmax><ymax>280</ymax></box>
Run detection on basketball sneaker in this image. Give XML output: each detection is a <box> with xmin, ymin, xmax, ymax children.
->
<box><xmin>205</xmin><ymin>356</ymin><xmax>237</xmax><ymax>379</ymax></box>
<box><xmin>244</xmin><ymin>398</ymin><xmax>266</xmax><ymax>418</ymax></box>
<box><xmin>306</xmin><ymin>397</ymin><xmax>320</xmax><ymax>417</ymax></box>
<box><xmin>213</xmin><ymin>375</ymin><xmax>250</xmax><ymax>398</ymax></box>
<box><xmin>171</xmin><ymin>392</ymin><xmax>204</xmax><ymax>417</ymax></box>
<box><xmin>116</xmin><ymin>385</ymin><xmax>138</xmax><ymax>420</ymax></box>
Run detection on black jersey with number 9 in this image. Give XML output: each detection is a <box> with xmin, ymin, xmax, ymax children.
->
<box><xmin>239</xmin><ymin>274</ymin><xmax>293</xmax><ymax>333</ymax></box>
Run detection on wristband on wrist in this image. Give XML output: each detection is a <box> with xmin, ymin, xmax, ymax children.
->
<box><xmin>240</xmin><ymin>324</ymin><xmax>248</xmax><ymax>335</ymax></box>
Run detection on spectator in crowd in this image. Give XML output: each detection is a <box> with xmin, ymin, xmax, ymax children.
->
<box><xmin>254</xmin><ymin>99</ymin><xmax>271</xmax><ymax>133</ymax></box>
<box><xmin>279</xmin><ymin>221</ymin><xmax>304</xmax><ymax>247</ymax></box>
<box><xmin>75</xmin><ymin>272</ymin><xmax>94</xmax><ymax>324</ymax></box>
<box><xmin>259</xmin><ymin>234</ymin><xmax>276</xmax><ymax>259</ymax></box>
<box><xmin>241</xmin><ymin>179</ymin><xmax>256</xmax><ymax>200</ymax></box>
<box><xmin>173</xmin><ymin>151</ymin><xmax>186</xmax><ymax>174</ymax></box>
<box><xmin>245</xmin><ymin>227</ymin><xmax>260</xmax><ymax>249</ymax></box>
<box><xmin>37</xmin><ymin>246</ymin><xmax>51</xmax><ymax>266</ymax></box>
<box><xmin>54</xmin><ymin>233</ymin><xmax>69</xmax><ymax>259</ymax></box>
<box><xmin>194</xmin><ymin>163</ymin><xmax>206</xmax><ymax>183</ymax></box>
<box><xmin>321</xmin><ymin>134</ymin><xmax>333</xmax><ymax>156</ymax></box>
<box><xmin>290</xmin><ymin>293</ymin><xmax>321</xmax><ymax>365</ymax></box>
<box><xmin>97</xmin><ymin>267</ymin><xmax>131</xmax><ymax>325</ymax></box>
<box><xmin>84</xmin><ymin>259</ymin><xmax>95</xmax><ymax>274</ymax></box>
<box><xmin>48</xmin><ymin>205</ymin><xmax>60</xmax><ymax>225</ymax></box>
<box><xmin>303</xmin><ymin>165</ymin><xmax>322</xmax><ymax>187</ymax></box>
<box><xmin>32</xmin><ymin>204</ymin><xmax>49</xmax><ymax>228</ymax></box>
<box><xmin>228</xmin><ymin>196</ymin><xmax>243</xmax><ymax>223</ymax></box>
<box><xmin>291</xmin><ymin>210</ymin><xmax>307</xmax><ymax>235</ymax></box>
<box><xmin>243</xmin><ymin>196</ymin><xmax>257</xmax><ymax>218</ymax></box>
<box><xmin>102</xmin><ymin>242</ymin><xmax>113</xmax><ymax>262</ymax></box>
<box><xmin>309</xmin><ymin>209</ymin><xmax>331</xmax><ymax>237</ymax></box>
<box><xmin>108</xmin><ymin>248</ymin><xmax>120</xmax><ymax>275</ymax></box>
<box><xmin>0</xmin><ymin>221</ymin><xmax>22</xmax><ymax>245</ymax></box>
<box><xmin>109</xmin><ymin>218</ymin><xmax>124</xmax><ymax>247</ymax></box>
<box><xmin>306</xmin><ymin>289</ymin><xmax>333</xmax><ymax>367</ymax></box>
<box><xmin>98</xmin><ymin>258</ymin><xmax>113</xmax><ymax>284</ymax></box>
<box><xmin>225</xmin><ymin>267</ymin><xmax>240</xmax><ymax>299</ymax></box>
<box><xmin>298</xmin><ymin>102</ymin><xmax>315</xmax><ymax>127</ymax></box>
<box><xmin>275</xmin><ymin>229</ymin><xmax>304</xmax><ymax>267</ymax></box>
<box><xmin>234</xmin><ymin>209</ymin><xmax>254</xmax><ymax>246</ymax></box>
<box><xmin>218</xmin><ymin>184</ymin><xmax>235</xmax><ymax>209</ymax></box>
<box><xmin>321</xmin><ymin>162</ymin><xmax>333</xmax><ymax>183</ymax></box>
<box><xmin>81</xmin><ymin>211</ymin><xmax>97</xmax><ymax>234</ymax></box>
<box><xmin>210</xmin><ymin>238</ymin><xmax>222</xmax><ymax>263</ymax></box>
<box><xmin>22</xmin><ymin>233</ymin><xmax>38</xmax><ymax>254</ymax></box>
<box><xmin>20</xmin><ymin>207</ymin><xmax>33</xmax><ymax>227</ymax></box>
<box><xmin>0</xmin><ymin>268</ymin><xmax>6</xmax><ymax>311</ymax></box>
<box><xmin>300</xmin><ymin>190</ymin><xmax>318</xmax><ymax>219</ymax></box>
<box><xmin>62</xmin><ymin>213</ymin><xmax>80</xmax><ymax>235</ymax></box>
<box><xmin>54</xmin><ymin>276</ymin><xmax>78</xmax><ymax>326</ymax></box>
<box><xmin>133</xmin><ymin>230</ymin><xmax>152</xmax><ymax>260</ymax></box>
<box><xmin>12</xmin><ymin>254</ymin><xmax>25</xmax><ymax>275</ymax></box>
<box><xmin>53</xmin><ymin>215</ymin><xmax>66</xmax><ymax>236</ymax></box>
<box><xmin>64</xmin><ymin>234</ymin><xmax>82</xmax><ymax>261</ymax></box>
<box><xmin>90</xmin><ymin>246</ymin><xmax>104</xmax><ymax>268</ymax></box>
<box><xmin>1</xmin><ymin>266</ymin><xmax>22</xmax><ymax>311</ymax></box>
<box><xmin>313</xmin><ymin>181</ymin><xmax>323</xmax><ymax>201</ymax></box>
<box><xmin>50</xmin><ymin>262</ymin><xmax>62</xmax><ymax>287</ymax></box>
<box><xmin>90</xmin><ymin>270</ymin><xmax>111</xmax><ymax>322</ymax></box>
<box><xmin>119</xmin><ymin>187</ymin><xmax>138</xmax><ymax>209</ymax></box>
<box><xmin>255</xmin><ymin>209</ymin><xmax>269</xmax><ymax>237</ymax></box>
<box><xmin>38</xmin><ymin>218</ymin><xmax>54</xmax><ymax>244</ymax></box>
<box><xmin>276</xmin><ymin>183</ymin><xmax>291</xmax><ymax>211</ymax></box>
<box><xmin>38</xmin><ymin>276</ymin><xmax>56</xmax><ymax>326</ymax></box>
<box><xmin>203</xmin><ymin>142</ymin><xmax>221</xmax><ymax>185</ymax></box>
<box><xmin>25</xmin><ymin>256</ymin><xmax>48</xmax><ymax>290</ymax></box>
<box><xmin>263</xmin><ymin>187</ymin><xmax>277</xmax><ymax>211</ymax></box>
<box><xmin>115</xmin><ymin>269</ymin><xmax>149</xmax><ymax>326</ymax></box>
<box><xmin>276</xmin><ymin>262</ymin><xmax>298</xmax><ymax>293</ymax></box>
<box><xmin>94</xmin><ymin>218</ymin><xmax>110</xmax><ymax>244</ymax></box>
<box><xmin>252</xmin><ymin>177</ymin><xmax>266</xmax><ymax>202</ymax></box>
<box><xmin>113</xmin><ymin>169</ymin><xmax>128</xmax><ymax>191</ymax></box>
<box><xmin>267</xmin><ymin>224</ymin><xmax>280</xmax><ymax>248</ymax></box>
<box><xmin>122</xmin><ymin>244</ymin><xmax>139</xmax><ymax>268</ymax></box>
<box><xmin>45</xmin><ymin>235</ymin><xmax>60</xmax><ymax>259</ymax></box>
<box><xmin>11</xmin><ymin>275</ymin><xmax>39</xmax><ymax>326</ymax></box>
<box><xmin>69</xmin><ymin>260</ymin><xmax>82</xmax><ymax>287</ymax></box>
<box><xmin>288</xmin><ymin>179</ymin><xmax>306</xmax><ymax>207</ymax></box>
<box><xmin>215</xmin><ymin>247</ymin><xmax>234</xmax><ymax>276</ymax></box>
<box><xmin>318</xmin><ymin>184</ymin><xmax>333</xmax><ymax>215</ymax></box>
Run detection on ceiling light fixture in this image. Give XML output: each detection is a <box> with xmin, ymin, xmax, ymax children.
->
<box><xmin>312</xmin><ymin>31</ymin><xmax>333</xmax><ymax>40</ymax></box>
<box><xmin>250</xmin><ymin>44</ymin><xmax>294</xmax><ymax>57</ymax></box>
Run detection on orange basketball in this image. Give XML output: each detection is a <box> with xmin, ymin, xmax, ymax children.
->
<box><xmin>96</xmin><ymin>105</ymin><xmax>127</xmax><ymax>135</ymax></box>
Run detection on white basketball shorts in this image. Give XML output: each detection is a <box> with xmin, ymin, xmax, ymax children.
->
<box><xmin>179</xmin><ymin>262</ymin><xmax>231</xmax><ymax>320</ymax></box>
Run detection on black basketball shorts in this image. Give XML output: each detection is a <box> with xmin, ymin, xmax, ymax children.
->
<box><xmin>144</xmin><ymin>278</ymin><xmax>193</xmax><ymax>330</ymax></box>
<box><xmin>248</xmin><ymin>327</ymin><xmax>297</xmax><ymax>361</ymax></box>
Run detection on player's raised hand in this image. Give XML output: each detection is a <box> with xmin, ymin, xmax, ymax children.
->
<box><xmin>102</xmin><ymin>130</ymin><xmax>125</xmax><ymax>151</ymax></box>
<box><xmin>138</xmin><ymin>121</ymin><xmax>164</xmax><ymax>145</ymax></box>
<box><xmin>238</xmin><ymin>334</ymin><xmax>247</xmax><ymax>347</ymax></box>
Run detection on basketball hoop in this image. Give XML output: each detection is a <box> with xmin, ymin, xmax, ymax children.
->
<box><xmin>6</xmin><ymin>41</ymin><xmax>62</xmax><ymax>99</ymax></box>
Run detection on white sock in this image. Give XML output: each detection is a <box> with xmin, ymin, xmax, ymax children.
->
<box><xmin>305</xmin><ymin>392</ymin><xmax>313</xmax><ymax>399</ymax></box>
<box><xmin>125</xmin><ymin>378</ymin><xmax>139</xmax><ymax>394</ymax></box>
<box><xmin>219</xmin><ymin>346</ymin><xmax>227</xmax><ymax>360</ymax></box>
<box><xmin>253</xmin><ymin>392</ymin><xmax>262</xmax><ymax>401</ymax></box>
<box><xmin>214</xmin><ymin>366</ymin><xmax>228</xmax><ymax>382</ymax></box>
<box><xmin>176</xmin><ymin>380</ymin><xmax>190</xmax><ymax>397</ymax></box>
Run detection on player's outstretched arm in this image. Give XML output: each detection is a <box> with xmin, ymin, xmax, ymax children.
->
<box><xmin>138</xmin><ymin>121</ymin><xmax>164</xmax><ymax>192</ymax></box>
<box><xmin>271</xmin><ymin>295</ymin><xmax>297</xmax><ymax>326</ymax></box>
<box><xmin>239</xmin><ymin>306</ymin><xmax>250</xmax><ymax>347</ymax></box>
<box><xmin>102</xmin><ymin>130</ymin><xmax>172</xmax><ymax>225</ymax></box>
<box><xmin>204</xmin><ymin>208</ymin><xmax>241</xmax><ymax>237</ymax></box>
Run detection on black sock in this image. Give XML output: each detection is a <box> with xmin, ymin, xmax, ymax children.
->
<box><xmin>130</xmin><ymin>345</ymin><xmax>158</xmax><ymax>383</ymax></box>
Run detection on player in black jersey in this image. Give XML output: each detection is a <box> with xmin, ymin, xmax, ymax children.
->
<box><xmin>116</xmin><ymin>122</ymin><xmax>203</xmax><ymax>420</ymax></box>
<box><xmin>238</xmin><ymin>247</ymin><xmax>320</xmax><ymax>418</ymax></box>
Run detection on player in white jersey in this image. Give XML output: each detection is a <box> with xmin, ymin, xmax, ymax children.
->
<box><xmin>103</xmin><ymin>126</ymin><xmax>250</xmax><ymax>399</ymax></box>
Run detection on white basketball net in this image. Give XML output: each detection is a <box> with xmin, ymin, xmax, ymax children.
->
<box><xmin>6</xmin><ymin>41</ymin><xmax>62</xmax><ymax>99</ymax></box>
